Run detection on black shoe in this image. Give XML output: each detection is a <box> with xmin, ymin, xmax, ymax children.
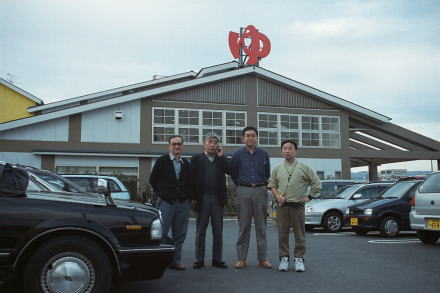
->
<box><xmin>193</xmin><ymin>261</ymin><xmax>204</xmax><ymax>269</ymax></box>
<box><xmin>212</xmin><ymin>260</ymin><xmax>228</xmax><ymax>268</ymax></box>
<box><xmin>169</xmin><ymin>264</ymin><xmax>186</xmax><ymax>270</ymax></box>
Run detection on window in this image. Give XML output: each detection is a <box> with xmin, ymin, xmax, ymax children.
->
<box><xmin>203</xmin><ymin>111</ymin><xmax>222</xmax><ymax>126</ymax></box>
<box><xmin>178</xmin><ymin>128</ymin><xmax>199</xmax><ymax>143</ymax></box>
<box><xmin>259</xmin><ymin>130</ymin><xmax>277</xmax><ymax>145</ymax></box>
<box><xmin>258</xmin><ymin>113</ymin><xmax>277</xmax><ymax>128</ymax></box>
<box><xmin>258</xmin><ymin>112</ymin><xmax>340</xmax><ymax>148</ymax></box>
<box><xmin>178</xmin><ymin>110</ymin><xmax>198</xmax><ymax>125</ymax></box>
<box><xmin>226</xmin><ymin>129</ymin><xmax>242</xmax><ymax>144</ymax></box>
<box><xmin>153</xmin><ymin>127</ymin><xmax>175</xmax><ymax>142</ymax></box>
<box><xmin>302</xmin><ymin>133</ymin><xmax>319</xmax><ymax>146</ymax></box>
<box><xmin>322</xmin><ymin>117</ymin><xmax>339</xmax><ymax>131</ymax></box>
<box><xmin>317</xmin><ymin>171</ymin><xmax>325</xmax><ymax>180</ymax></box>
<box><xmin>153</xmin><ymin>107</ymin><xmax>245</xmax><ymax>145</ymax></box>
<box><xmin>154</xmin><ymin>108</ymin><xmax>175</xmax><ymax>124</ymax></box>
<box><xmin>302</xmin><ymin>116</ymin><xmax>319</xmax><ymax>130</ymax></box>
<box><xmin>226</xmin><ymin>112</ymin><xmax>246</xmax><ymax>127</ymax></box>
<box><xmin>280</xmin><ymin>115</ymin><xmax>298</xmax><ymax>129</ymax></box>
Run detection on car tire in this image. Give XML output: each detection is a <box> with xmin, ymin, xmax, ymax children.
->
<box><xmin>322</xmin><ymin>212</ymin><xmax>342</xmax><ymax>233</ymax></box>
<box><xmin>379</xmin><ymin>216</ymin><xmax>400</xmax><ymax>238</ymax></box>
<box><xmin>23</xmin><ymin>236</ymin><xmax>112</xmax><ymax>293</ymax></box>
<box><xmin>353</xmin><ymin>229</ymin><xmax>369</xmax><ymax>236</ymax></box>
<box><xmin>417</xmin><ymin>230</ymin><xmax>440</xmax><ymax>244</ymax></box>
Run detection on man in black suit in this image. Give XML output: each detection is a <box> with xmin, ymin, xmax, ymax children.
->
<box><xmin>149</xmin><ymin>135</ymin><xmax>191</xmax><ymax>270</ymax></box>
<box><xmin>190</xmin><ymin>132</ymin><xmax>231</xmax><ymax>269</ymax></box>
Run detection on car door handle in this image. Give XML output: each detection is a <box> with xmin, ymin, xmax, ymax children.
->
<box><xmin>431</xmin><ymin>200</ymin><xmax>435</xmax><ymax>205</ymax></box>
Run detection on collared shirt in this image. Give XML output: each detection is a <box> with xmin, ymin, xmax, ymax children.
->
<box><xmin>204</xmin><ymin>151</ymin><xmax>215</xmax><ymax>162</ymax></box>
<box><xmin>267</xmin><ymin>159</ymin><xmax>321</xmax><ymax>202</ymax></box>
<box><xmin>231</xmin><ymin>147</ymin><xmax>270</xmax><ymax>186</ymax></box>
<box><xmin>169</xmin><ymin>152</ymin><xmax>184</xmax><ymax>180</ymax></box>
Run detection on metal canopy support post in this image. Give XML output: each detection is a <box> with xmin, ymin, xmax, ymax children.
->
<box><xmin>368</xmin><ymin>163</ymin><xmax>379</xmax><ymax>182</ymax></box>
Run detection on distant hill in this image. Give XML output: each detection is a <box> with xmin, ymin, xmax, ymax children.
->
<box><xmin>351</xmin><ymin>170</ymin><xmax>433</xmax><ymax>180</ymax></box>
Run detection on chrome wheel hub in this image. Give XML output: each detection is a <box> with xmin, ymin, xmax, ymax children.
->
<box><xmin>41</xmin><ymin>253</ymin><xmax>95</xmax><ymax>293</ymax></box>
<box><xmin>328</xmin><ymin>216</ymin><xmax>341</xmax><ymax>231</ymax></box>
<box><xmin>384</xmin><ymin>219</ymin><xmax>398</xmax><ymax>236</ymax></box>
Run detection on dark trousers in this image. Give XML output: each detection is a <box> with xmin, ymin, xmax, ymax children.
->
<box><xmin>195</xmin><ymin>194</ymin><xmax>224</xmax><ymax>262</ymax></box>
<box><xmin>157</xmin><ymin>199</ymin><xmax>190</xmax><ymax>266</ymax></box>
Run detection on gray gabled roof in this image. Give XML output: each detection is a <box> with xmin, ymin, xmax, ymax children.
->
<box><xmin>0</xmin><ymin>63</ymin><xmax>391</xmax><ymax>132</ymax></box>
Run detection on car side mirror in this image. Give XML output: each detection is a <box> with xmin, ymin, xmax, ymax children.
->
<box><xmin>97</xmin><ymin>178</ymin><xmax>111</xmax><ymax>197</ymax></box>
<box><xmin>352</xmin><ymin>193</ymin><xmax>362</xmax><ymax>199</ymax></box>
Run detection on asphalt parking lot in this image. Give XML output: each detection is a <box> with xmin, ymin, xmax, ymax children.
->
<box><xmin>111</xmin><ymin>219</ymin><xmax>440</xmax><ymax>293</ymax></box>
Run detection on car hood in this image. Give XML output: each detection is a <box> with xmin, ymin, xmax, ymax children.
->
<box><xmin>26</xmin><ymin>190</ymin><xmax>108</xmax><ymax>206</ymax></box>
<box><xmin>308</xmin><ymin>198</ymin><xmax>343</xmax><ymax>206</ymax></box>
<box><xmin>349</xmin><ymin>198</ymin><xmax>398</xmax><ymax>209</ymax></box>
<box><xmin>114</xmin><ymin>199</ymin><xmax>159</xmax><ymax>214</ymax></box>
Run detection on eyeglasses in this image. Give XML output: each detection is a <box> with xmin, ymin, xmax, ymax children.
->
<box><xmin>170</xmin><ymin>142</ymin><xmax>183</xmax><ymax>146</ymax></box>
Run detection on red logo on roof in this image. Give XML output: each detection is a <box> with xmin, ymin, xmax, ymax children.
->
<box><xmin>228</xmin><ymin>25</ymin><xmax>271</xmax><ymax>66</ymax></box>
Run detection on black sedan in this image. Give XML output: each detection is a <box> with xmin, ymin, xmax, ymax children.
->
<box><xmin>0</xmin><ymin>167</ymin><xmax>174</xmax><ymax>292</ymax></box>
<box><xmin>344</xmin><ymin>179</ymin><xmax>422</xmax><ymax>237</ymax></box>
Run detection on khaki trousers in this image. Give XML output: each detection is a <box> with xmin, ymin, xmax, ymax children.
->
<box><xmin>276</xmin><ymin>204</ymin><xmax>306</xmax><ymax>259</ymax></box>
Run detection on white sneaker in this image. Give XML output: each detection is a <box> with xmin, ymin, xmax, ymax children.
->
<box><xmin>278</xmin><ymin>257</ymin><xmax>289</xmax><ymax>272</ymax></box>
<box><xmin>294</xmin><ymin>257</ymin><xmax>305</xmax><ymax>272</ymax></box>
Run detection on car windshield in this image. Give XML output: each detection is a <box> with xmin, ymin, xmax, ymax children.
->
<box><xmin>321</xmin><ymin>184</ymin><xmax>360</xmax><ymax>199</ymax></box>
<box><xmin>378</xmin><ymin>181</ymin><xmax>417</xmax><ymax>198</ymax></box>
<box><xmin>31</xmin><ymin>171</ymin><xmax>86</xmax><ymax>193</ymax></box>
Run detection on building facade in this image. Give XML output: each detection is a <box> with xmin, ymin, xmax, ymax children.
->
<box><xmin>1</xmin><ymin>62</ymin><xmax>439</xmax><ymax>195</ymax></box>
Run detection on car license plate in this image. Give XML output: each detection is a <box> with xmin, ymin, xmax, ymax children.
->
<box><xmin>350</xmin><ymin>218</ymin><xmax>358</xmax><ymax>226</ymax></box>
<box><xmin>272</xmin><ymin>211</ymin><xmax>277</xmax><ymax>218</ymax></box>
<box><xmin>426</xmin><ymin>219</ymin><xmax>440</xmax><ymax>230</ymax></box>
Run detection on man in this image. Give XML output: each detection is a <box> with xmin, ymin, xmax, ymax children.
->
<box><xmin>149</xmin><ymin>135</ymin><xmax>191</xmax><ymax>270</ymax></box>
<box><xmin>231</xmin><ymin>126</ymin><xmax>272</xmax><ymax>269</ymax></box>
<box><xmin>190</xmin><ymin>132</ymin><xmax>231</xmax><ymax>269</ymax></box>
<box><xmin>267</xmin><ymin>140</ymin><xmax>321</xmax><ymax>272</ymax></box>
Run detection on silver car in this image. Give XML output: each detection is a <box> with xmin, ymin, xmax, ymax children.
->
<box><xmin>305</xmin><ymin>182</ymin><xmax>392</xmax><ymax>232</ymax></box>
<box><xmin>410</xmin><ymin>172</ymin><xmax>440</xmax><ymax>244</ymax></box>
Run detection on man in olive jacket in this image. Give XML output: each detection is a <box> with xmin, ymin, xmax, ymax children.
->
<box><xmin>190</xmin><ymin>132</ymin><xmax>232</xmax><ymax>269</ymax></box>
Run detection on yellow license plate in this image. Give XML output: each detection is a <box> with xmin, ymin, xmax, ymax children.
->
<box><xmin>350</xmin><ymin>218</ymin><xmax>359</xmax><ymax>226</ymax></box>
<box><xmin>426</xmin><ymin>219</ymin><xmax>440</xmax><ymax>230</ymax></box>
<box><xmin>272</xmin><ymin>211</ymin><xmax>277</xmax><ymax>218</ymax></box>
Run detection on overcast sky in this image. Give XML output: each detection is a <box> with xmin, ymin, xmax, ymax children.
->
<box><xmin>1</xmin><ymin>0</ymin><xmax>439</xmax><ymax>171</ymax></box>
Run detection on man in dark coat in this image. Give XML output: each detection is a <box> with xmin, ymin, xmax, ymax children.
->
<box><xmin>190</xmin><ymin>132</ymin><xmax>231</xmax><ymax>269</ymax></box>
<box><xmin>149</xmin><ymin>135</ymin><xmax>191</xmax><ymax>270</ymax></box>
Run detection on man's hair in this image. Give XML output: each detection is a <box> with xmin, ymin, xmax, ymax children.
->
<box><xmin>168</xmin><ymin>135</ymin><xmax>184</xmax><ymax>144</ymax></box>
<box><xmin>281</xmin><ymin>139</ymin><xmax>298</xmax><ymax>150</ymax></box>
<box><xmin>242</xmin><ymin>126</ymin><xmax>258</xmax><ymax>137</ymax></box>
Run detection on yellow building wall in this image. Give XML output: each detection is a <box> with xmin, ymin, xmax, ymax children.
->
<box><xmin>0</xmin><ymin>84</ymin><xmax>38</xmax><ymax>123</ymax></box>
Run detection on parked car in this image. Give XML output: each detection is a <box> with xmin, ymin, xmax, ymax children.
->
<box><xmin>345</xmin><ymin>178</ymin><xmax>422</xmax><ymax>237</ymax></box>
<box><xmin>62</xmin><ymin>174</ymin><xmax>132</xmax><ymax>200</ymax></box>
<box><xmin>23</xmin><ymin>166</ymin><xmax>87</xmax><ymax>193</ymax></box>
<box><xmin>305</xmin><ymin>182</ymin><xmax>393</xmax><ymax>232</ymax></box>
<box><xmin>0</xmin><ymin>165</ymin><xmax>174</xmax><ymax>292</ymax></box>
<box><xmin>410</xmin><ymin>172</ymin><xmax>440</xmax><ymax>244</ymax></box>
<box><xmin>319</xmin><ymin>180</ymin><xmax>365</xmax><ymax>198</ymax></box>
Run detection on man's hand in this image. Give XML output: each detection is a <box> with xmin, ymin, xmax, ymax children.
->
<box><xmin>276</xmin><ymin>193</ymin><xmax>286</xmax><ymax>204</ymax></box>
<box><xmin>300</xmin><ymin>196</ymin><xmax>311</xmax><ymax>204</ymax></box>
<box><xmin>217</xmin><ymin>146</ymin><xmax>224</xmax><ymax>157</ymax></box>
<box><xmin>190</xmin><ymin>200</ymin><xmax>198</xmax><ymax>210</ymax></box>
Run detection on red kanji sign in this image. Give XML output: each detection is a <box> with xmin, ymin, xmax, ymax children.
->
<box><xmin>228</xmin><ymin>25</ymin><xmax>271</xmax><ymax>65</ymax></box>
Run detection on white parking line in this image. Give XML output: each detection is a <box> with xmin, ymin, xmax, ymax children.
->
<box><xmin>368</xmin><ymin>239</ymin><xmax>421</xmax><ymax>244</ymax></box>
<box><xmin>312</xmin><ymin>232</ymin><xmax>353</xmax><ymax>236</ymax></box>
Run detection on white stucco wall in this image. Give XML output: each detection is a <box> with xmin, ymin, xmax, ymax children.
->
<box><xmin>0</xmin><ymin>118</ymin><xmax>69</xmax><ymax>141</ymax></box>
<box><xmin>0</xmin><ymin>152</ymin><xmax>41</xmax><ymax>167</ymax></box>
<box><xmin>81</xmin><ymin>100</ymin><xmax>140</xmax><ymax>143</ymax></box>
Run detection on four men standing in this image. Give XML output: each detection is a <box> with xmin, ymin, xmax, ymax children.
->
<box><xmin>149</xmin><ymin>128</ymin><xmax>321</xmax><ymax>272</ymax></box>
